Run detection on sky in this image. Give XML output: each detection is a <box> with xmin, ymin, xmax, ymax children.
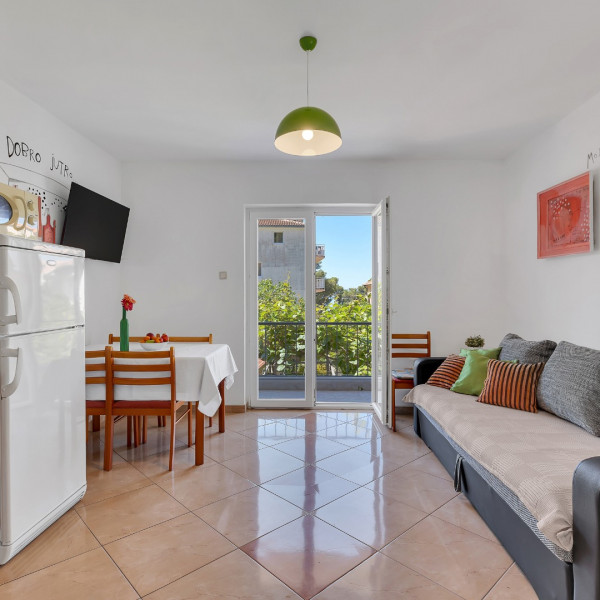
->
<box><xmin>316</xmin><ymin>215</ymin><xmax>372</xmax><ymax>289</ymax></box>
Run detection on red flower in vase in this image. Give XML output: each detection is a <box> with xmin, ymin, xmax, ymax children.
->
<box><xmin>121</xmin><ymin>294</ymin><xmax>136</xmax><ymax>311</ymax></box>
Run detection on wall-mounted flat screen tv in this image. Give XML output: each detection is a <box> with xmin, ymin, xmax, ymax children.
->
<box><xmin>61</xmin><ymin>183</ymin><xmax>130</xmax><ymax>263</ymax></box>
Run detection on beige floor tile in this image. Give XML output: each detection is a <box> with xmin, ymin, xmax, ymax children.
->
<box><xmin>225</xmin><ymin>410</ymin><xmax>301</xmax><ymax>432</ymax></box>
<box><xmin>222</xmin><ymin>446</ymin><xmax>305</xmax><ymax>484</ymax></box>
<box><xmin>262</xmin><ymin>465</ymin><xmax>359</xmax><ymax>511</ymax></box>
<box><xmin>128</xmin><ymin>445</ymin><xmax>217</xmax><ymax>479</ymax></box>
<box><xmin>195</xmin><ymin>487</ymin><xmax>304</xmax><ymax>546</ymax></box>
<box><xmin>316</xmin><ymin>447</ymin><xmax>402</xmax><ymax>485</ymax></box>
<box><xmin>382</xmin><ymin>516</ymin><xmax>512</xmax><ymax>600</ymax></box>
<box><xmin>201</xmin><ymin>430</ymin><xmax>266</xmax><ymax>462</ymax></box>
<box><xmin>240</xmin><ymin>421</ymin><xmax>308</xmax><ymax>446</ymax></box>
<box><xmin>77</xmin><ymin>484</ymin><xmax>187</xmax><ymax>544</ymax></box>
<box><xmin>156</xmin><ymin>462</ymin><xmax>255</xmax><ymax>510</ymax></box>
<box><xmin>353</xmin><ymin>428</ymin><xmax>430</xmax><ymax>464</ymax></box>
<box><xmin>80</xmin><ymin>459</ymin><xmax>153</xmax><ymax>507</ymax></box>
<box><xmin>367</xmin><ymin>465</ymin><xmax>458</xmax><ymax>512</ymax></box>
<box><xmin>393</xmin><ymin>411</ymin><xmax>415</xmax><ymax>430</ymax></box>
<box><xmin>242</xmin><ymin>515</ymin><xmax>375</xmax><ymax>599</ymax></box>
<box><xmin>319</xmin><ymin>422</ymin><xmax>384</xmax><ymax>448</ymax></box>
<box><xmin>275</xmin><ymin>433</ymin><xmax>350</xmax><ymax>462</ymax></box>
<box><xmin>314</xmin><ymin>551</ymin><xmax>463</xmax><ymax>599</ymax></box>
<box><xmin>277</xmin><ymin>413</ymin><xmax>346</xmax><ymax>433</ymax></box>
<box><xmin>434</xmin><ymin>494</ymin><xmax>499</xmax><ymax>543</ymax></box>
<box><xmin>407</xmin><ymin>452</ymin><xmax>453</xmax><ymax>482</ymax></box>
<box><xmin>105</xmin><ymin>512</ymin><xmax>234</xmax><ymax>596</ymax></box>
<box><xmin>113</xmin><ymin>426</ymin><xmax>188</xmax><ymax>462</ymax></box>
<box><xmin>315</xmin><ymin>487</ymin><xmax>428</xmax><ymax>549</ymax></box>
<box><xmin>0</xmin><ymin>509</ymin><xmax>99</xmax><ymax>585</ymax></box>
<box><xmin>144</xmin><ymin>548</ymin><xmax>301</xmax><ymax>599</ymax></box>
<box><xmin>0</xmin><ymin>547</ymin><xmax>137</xmax><ymax>600</ymax></box>
<box><xmin>484</xmin><ymin>563</ymin><xmax>539</xmax><ymax>599</ymax></box>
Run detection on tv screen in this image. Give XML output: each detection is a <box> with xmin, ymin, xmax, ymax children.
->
<box><xmin>61</xmin><ymin>183</ymin><xmax>130</xmax><ymax>263</ymax></box>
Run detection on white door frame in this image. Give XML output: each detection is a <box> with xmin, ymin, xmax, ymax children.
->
<box><xmin>371</xmin><ymin>198</ymin><xmax>391</xmax><ymax>425</ymax></box>
<box><xmin>244</xmin><ymin>203</ymin><xmax>388</xmax><ymax>412</ymax></box>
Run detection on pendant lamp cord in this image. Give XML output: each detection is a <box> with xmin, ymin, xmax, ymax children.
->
<box><xmin>306</xmin><ymin>50</ymin><xmax>310</xmax><ymax>107</ymax></box>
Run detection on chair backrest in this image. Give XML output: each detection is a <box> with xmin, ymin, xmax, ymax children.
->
<box><xmin>85</xmin><ymin>346</ymin><xmax>113</xmax><ymax>398</ymax></box>
<box><xmin>168</xmin><ymin>334</ymin><xmax>213</xmax><ymax>343</ymax></box>
<box><xmin>391</xmin><ymin>332</ymin><xmax>431</xmax><ymax>359</ymax></box>
<box><xmin>110</xmin><ymin>347</ymin><xmax>176</xmax><ymax>403</ymax></box>
<box><xmin>108</xmin><ymin>334</ymin><xmax>146</xmax><ymax>344</ymax></box>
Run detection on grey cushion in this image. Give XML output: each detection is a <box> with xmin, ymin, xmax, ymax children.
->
<box><xmin>499</xmin><ymin>333</ymin><xmax>557</xmax><ymax>364</ymax></box>
<box><xmin>537</xmin><ymin>341</ymin><xmax>600</xmax><ymax>435</ymax></box>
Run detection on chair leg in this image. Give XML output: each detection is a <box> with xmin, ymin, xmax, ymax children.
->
<box><xmin>188</xmin><ymin>403</ymin><xmax>193</xmax><ymax>447</ymax></box>
<box><xmin>392</xmin><ymin>382</ymin><xmax>397</xmax><ymax>432</ymax></box>
<box><xmin>195</xmin><ymin>408</ymin><xmax>204</xmax><ymax>466</ymax></box>
<box><xmin>208</xmin><ymin>417</ymin><xmax>213</xmax><ymax>428</ymax></box>
<box><xmin>218</xmin><ymin>379</ymin><xmax>226</xmax><ymax>433</ymax></box>
<box><xmin>169</xmin><ymin>412</ymin><xmax>176</xmax><ymax>471</ymax></box>
<box><xmin>104</xmin><ymin>413</ymin><xmax>114</xmax><ymax>471</ymax></box>
<box><xmin>133</xmin><ymin>417</ymin><xmax>140</xmax><ymax>447</ymax></box>
<box><xmin>127</xmin><ymin>416</ymin><xmax>132</xmax><ymax>447</ymax></box>
<box><xmin>142</xmin><ymin>416</ymin><xmax>147</xmax><ymax>444</ymax></box>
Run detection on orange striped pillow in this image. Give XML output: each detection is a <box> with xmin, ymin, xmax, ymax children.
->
<box><xmin>478</xmin><ymin>360</ymin><xmax>545</xmax><ymax>412</ymax></box>
<box><xmin>427</xmin><ymin>355</ymin><xmax>466</xmax><ymax>390</ymax></box>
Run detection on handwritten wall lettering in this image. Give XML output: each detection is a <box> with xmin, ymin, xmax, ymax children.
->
<box><xmin>587</xmin><ymin>147</ymin><xmax>600</xmax><ymax>169</ymax></box>
<box><xmin>5</xmin><ymin>135</ymin><xmax>73</xmax><ymax>180</ymax></box>
<box><xmin>6</xmin><ymin>136</ymin><xmax>41</xmax><ymax>163</ymax></box>
<box><xmin>50</xmin><ymin>154</ymin><xmax>71</xmax><ymax>179</ymax></box>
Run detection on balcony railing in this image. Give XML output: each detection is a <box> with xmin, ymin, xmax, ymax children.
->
<box><xmin>315</xmin><ymin>277</ymin><xmax>325</xmax><ymax>292</ymax></box>
<box><xmin>259</xmin><ymin>321</ymin><xmax>371</xmax><ymax>377</ymax></box>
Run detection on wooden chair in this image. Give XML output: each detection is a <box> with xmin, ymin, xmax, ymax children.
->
<box><xmin>107</xmin><ymin>347</ymin><xmax>192</xmax><ymax>471</ymax></box>
<box><xmin>391</xmin><ymin>332</ymin><xmax>431</xmax><ymax>432</ymax></box>
<box><xmin>85</xmin><ymin>346</ymin><xmax>113</xmax><ymax>471</ymax></box>
<box><xmin>108</xmin><ymin>334</ymin><xmax>145</xmax><ymax>344</ymax></box>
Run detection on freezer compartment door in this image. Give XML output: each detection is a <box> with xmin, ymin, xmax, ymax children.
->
<box><xmin>0</xmin><ymin>327</ymin><xmax>86</xmax><ymax>545</ymax></box>
<box><xmin>0</xmin><ymin>246</ymin><xmax>84</xmax><ymax>336</ymax></box>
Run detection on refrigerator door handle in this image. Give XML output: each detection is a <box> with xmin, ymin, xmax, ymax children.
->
<box><xmin>0</xmin><ymin>275</ymin><xmax>22</xmax><ymax>325</ymax></box>
<box><xmin>1</xmin><ymin>347</ymin><xmax>22</xmax><ymax>397</ymax></box>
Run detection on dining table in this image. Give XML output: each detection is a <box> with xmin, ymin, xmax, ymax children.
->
<box><xmin>85</xmin><ymin>342</ymin><xmax>238</xmax><ymax>465</ymax></box>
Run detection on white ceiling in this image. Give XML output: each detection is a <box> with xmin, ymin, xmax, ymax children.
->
<box><xmin>3</xmin><ymin>0</ymin><xmax>600</xmax><ymax>161</ymax></box>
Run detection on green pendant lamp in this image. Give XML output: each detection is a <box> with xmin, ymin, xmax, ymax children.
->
<box><xmin>275</xmin><ymin>36</ymin><xmax>342</xmax><ymax>157</ymax></box>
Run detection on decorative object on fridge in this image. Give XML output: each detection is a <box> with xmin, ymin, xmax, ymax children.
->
<box><xmin>538</xmin><ymin>172</ymin><xmax>592</xmax><ymax>258</ymax></box>
<box><xmin>274</xmin><ymin>35</ymin><xmax>342</xmax><ymax>157</ymax></box>
<box><xmin>120</xmin><ymin>294</ymin><xmax>136</xmax><ymax>352</ymax></box>
<box><xmin>465</xmin><ymin>335</ymin><xmax>485</xmax><ymax>349</ymax></box>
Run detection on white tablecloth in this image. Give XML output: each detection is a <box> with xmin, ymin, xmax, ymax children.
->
<box><xmin>85</xmin><ymin>343</ymin><xmax>238</xmax><ymax>417</ymax></box>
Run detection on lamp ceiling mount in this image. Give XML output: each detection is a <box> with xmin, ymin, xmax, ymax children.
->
<box><xmin>299</xmin><ymin>36</ymin><xmax>317</xmax><ymax>52</ymax></box>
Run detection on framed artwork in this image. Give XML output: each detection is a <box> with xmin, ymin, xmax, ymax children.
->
<box><xmin>537</xmin><ymin>171</ymin><xmax>593</xmax><ymax>259</ymax></box>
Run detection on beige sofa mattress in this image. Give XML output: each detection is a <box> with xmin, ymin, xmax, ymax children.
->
<box><xmin>405</xmin><ymin>384</ymin><xmax>600</xmax><ymax>552</ymax></box>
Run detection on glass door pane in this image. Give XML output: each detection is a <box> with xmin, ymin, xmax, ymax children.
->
<box><xmin>254</xmin><ymin>213</ymin><xmax>312</xmax><ymax>407</ymax></box>
<box><xmin>314</xmin><ymin>215</ymin><xmax>372</xmax><ymax>405</ymax></box>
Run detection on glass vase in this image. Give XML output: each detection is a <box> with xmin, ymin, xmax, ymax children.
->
<box><xmin>119</xmin><ymin>307</ymin><xmax>129</xmax><ymax>351</ymax></box>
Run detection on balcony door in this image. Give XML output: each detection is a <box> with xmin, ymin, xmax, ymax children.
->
<box><xmin>247</xmin><ymin>208</ymin><xmax>315</xmax><ymax>409</ymax></box>
<box><xmin>246</xmin><ymin>203</ymin><xmax>389</xmax><ymax>418</ymax></box>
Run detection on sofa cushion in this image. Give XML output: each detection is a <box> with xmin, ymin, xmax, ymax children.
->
<box><xmin>499</xmin><ymin>333</ymin><xmax>556</xmax><ymax>364</ymax></box>
<box><xmin>537</xmin><ymin>341</ymin><xmax>600</xmax><ymax>435</ymax></box>
<box><xmin>427</xmin><ymin>355</ymin><xmax>465</xmax><ymax>389</ymax></box>
<box><xmin>459</xmin><ymin>347</ymin><xmax>501</xmax><ymax>359</ymax></box>
<box><xmin>451</xmin><ymin>352</ymin><xmax>492</xmax><ymax>396</ymax></box>
<box><xmin>478</xmin><ymin>360</ymin><xmax>544</xmax><ymax>413</ymax></box>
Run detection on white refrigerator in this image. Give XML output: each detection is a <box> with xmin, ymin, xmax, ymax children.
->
<box><xmin>0</xmin><ymin>234</ymin><xmax>86</xmax><ymax>564</ymax></box>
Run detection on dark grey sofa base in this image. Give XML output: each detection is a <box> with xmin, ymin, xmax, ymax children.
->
<box><xmin>414</xmin><ymin>407</ymin><xmax>573</xmax><ymax>600</ymax></box>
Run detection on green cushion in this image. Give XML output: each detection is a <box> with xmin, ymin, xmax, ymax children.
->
<box><xmin>459</xmin><ymin>347</ymin><xmax>501</xmax><ymax>359</ymax></box>
<box><xmin>451</xmin><ymin>352</ymin><xmax>516</xmax><ymax>396</ymax></box>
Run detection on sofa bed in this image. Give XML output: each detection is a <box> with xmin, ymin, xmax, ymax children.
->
<box><xmin>404</xmin><ymin>334</ymin><xmax>600</xmax><ymax>600</ymax></box>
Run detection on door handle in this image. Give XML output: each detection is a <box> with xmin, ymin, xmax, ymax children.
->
<box><xmin>0</xmin><ymin>275</ymin><xmax>22</xmax><ymax>325</ymax></box>
<box><xmin>1</xmin><ymin>347</ymin><xmax>22</xmax><ymax>397</ymax></box>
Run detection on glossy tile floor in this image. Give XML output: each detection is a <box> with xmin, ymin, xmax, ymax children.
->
<box><xmin>0</xmin><ymin>410</ymin><xmax>539</xmax><ymax>599</ymax></box>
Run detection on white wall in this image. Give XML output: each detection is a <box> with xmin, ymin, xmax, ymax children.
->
<box><xmin>503</xmin><ymin>90</ymin><xmax>600</xmax><ymax>348</ymax></box>
<box><xmin>0</xmin><ymin>80</ymin><xmax>122</xmax><ymax>343</ymax></box>
<box><xmin>122</xmin><ymin>159</ymin><xmax>505</xmax><ymax>405</ymax></box>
